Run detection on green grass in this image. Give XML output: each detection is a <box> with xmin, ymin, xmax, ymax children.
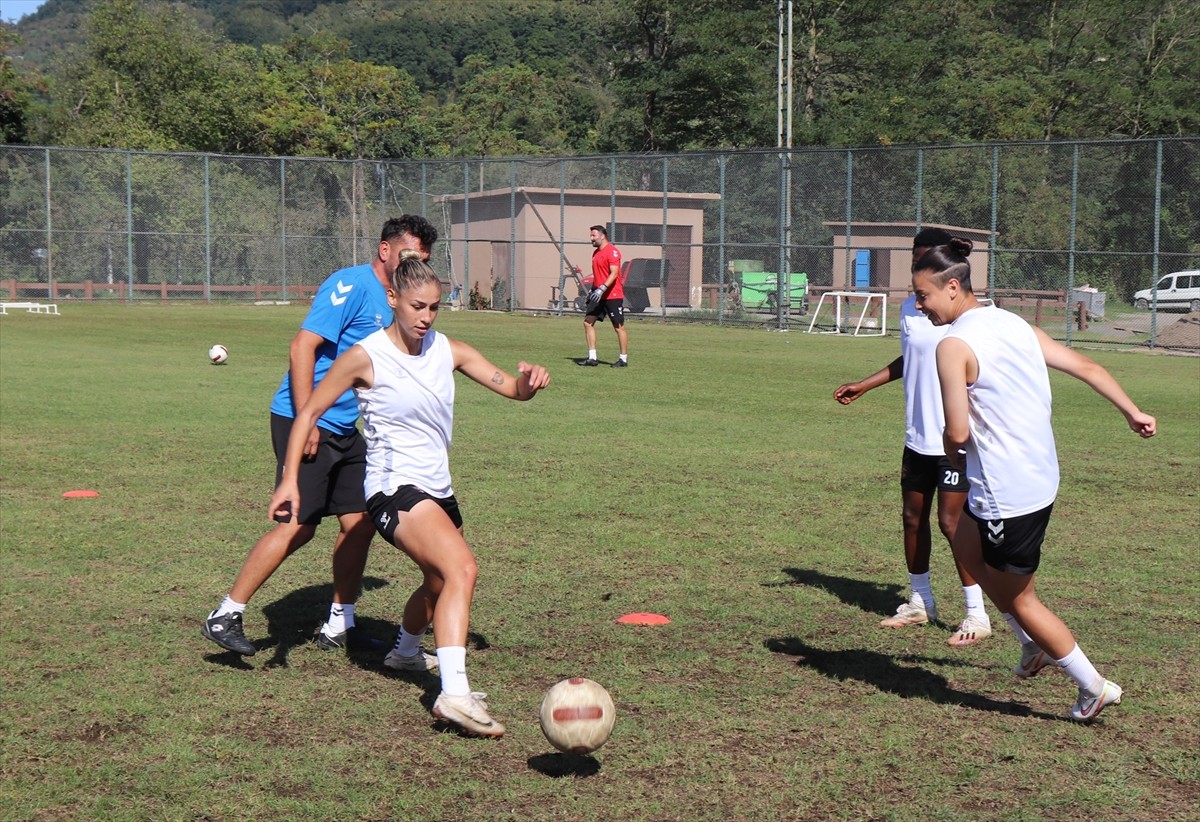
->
<box><xmin>2</xmin><ymin>305</ymin><xmax>1197</xmax><ymax>821</ymax></box>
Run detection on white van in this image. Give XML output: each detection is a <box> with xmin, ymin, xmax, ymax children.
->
<box><xmin>1133</xmin><ymin>270</ymin><xmax>1200</xmax><ymax>312</ymax></box>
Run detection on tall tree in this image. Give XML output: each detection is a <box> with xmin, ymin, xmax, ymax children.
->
<box><xmin>599</xmin><ymin>0</ymin><xmax>775</xmax><ymax>152</ymax></box>
<box><xmin>0</xmin><ymin>27</ymin><xmax>37</xmax><ymax>144</ymax></box>
<box><xmin>255</xmin><ymin>32</ymin><xmax>425</xmax><ymax>160</ymax></box>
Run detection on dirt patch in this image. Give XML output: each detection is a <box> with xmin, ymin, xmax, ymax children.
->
<box><xmin>1151</xmin><ymin>311</ymin><xmax>1200</xmax><ymax>350</ymax></box>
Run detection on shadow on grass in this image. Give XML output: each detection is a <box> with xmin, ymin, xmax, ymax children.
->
<box><xmin>253</xmin><ymin>576</ymin><xmax>391</xmax><ymax>669</ymax></box>
<box><xmin>768</xmin><ymin>567</ymin><xmax>905</xmax><ymax>619</ymax></box>
<box><xmin>766</xmin><ymin>636</ymin><xmax>1059</xmax><ymax>720</ymax></box>
<box><xmin>528</xmin><ymin>752</ymin><xmax>602</xmax><ymax>778</ymax></box>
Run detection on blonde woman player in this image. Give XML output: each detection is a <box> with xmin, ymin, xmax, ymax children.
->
<box><xmin>914</xmin><ymin>237</ymin><xmax>1155</xmax><ymax>721</ymax></box>
<box><xmin>269</xmin><ymin>251</ymin><xmax>551</xmax><ymax>737</ymax></box>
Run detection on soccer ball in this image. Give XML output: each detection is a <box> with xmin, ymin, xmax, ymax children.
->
<box><xmin>539</xmin><ymin>677</ymin><xmax>616</xmax><ymax>754</ymax></box>
<box><xmin>208</xmin><ymin>344</ymin><xmax>228</xmax><ymax>365</ymax></box>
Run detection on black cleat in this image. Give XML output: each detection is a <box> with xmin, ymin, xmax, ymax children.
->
<box><xmin>315</xmin><ymin>624</ymin><xmax>388</xmax><ymax>652</ymax></box>
<box><xmin>577</xmin><ymin>358</ymin><xmax>599</xmax><ymax>367</ymax></box>
<box><xmin>610</xmin><ymin>360</ymin><xmax>628</xmax><ymax>368</ymax></box>
<box><xmin>202</xmin><ymin>611</ymin><xmax>257</xmax><ymax>655</ymax></box>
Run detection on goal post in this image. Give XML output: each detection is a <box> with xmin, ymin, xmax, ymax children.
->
<box><xmin>805</xmin><ymin>291</ymin><xmax>886</xmax><ymax>336</ymax></box>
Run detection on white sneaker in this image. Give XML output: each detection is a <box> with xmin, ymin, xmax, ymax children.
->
<box><xmin>383</xmin><ymin>649</ymin><xmax>439</xmax><ymax>672</ymax></box>
<box><xmin>880</xmin><ymin>600</ymin><xmax>937</xmax><ymax>628</ymax></box>
<box><xmin>432</xmin><ymin>692</ymin><xmax>505</xmax><ymax>737</ymax></box>
<box><xmin>1013</xmin><ymin>643</ymin><xmax>1052</xmax><ymax>679</ymax></box>
<box><xmin>1069</xmin><ymin>679</ymin><xmax>1123</xmax><ymax>722</ymax></box>
<box><xmin>947</xmin><ymin>614</ymin><xmax>993</xmax><ymax>647</ymax></box>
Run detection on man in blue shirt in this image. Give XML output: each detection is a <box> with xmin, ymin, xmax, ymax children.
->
<box><xmin>203</xmin><ymin>215</ymin><xmax>438</xmax><ymax>656</ymax></box>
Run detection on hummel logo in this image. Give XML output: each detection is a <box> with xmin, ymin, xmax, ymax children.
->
<box><xmin>987</xmin><ymin>521</ymin><xmax>1004</xmax><ymax>546</ymax></box>
<box><xmin>330</xmin><ymin>280</ymin><xmax>353</xmax><ymax>306</ymax></box>
<box><xmin>379</xmin><ymin>512</ymin><xmax>391</xmax><ymax>530</ymax></box>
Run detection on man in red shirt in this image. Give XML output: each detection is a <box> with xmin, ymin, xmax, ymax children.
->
<box><xmin>579</xmin><ymin>224</ymin><xmax>629</xmax><ymax>367</ymax></box>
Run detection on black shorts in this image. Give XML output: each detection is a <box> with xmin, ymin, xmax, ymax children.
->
<box><xmin>900</xmin><ymin>447</ymin><xmax>969</xmax><ymax>493</ymax></box>
<box><xmin>270</xmin><ymin>413</ymin><xmax>367</xmax><ymax>526</ymax></box>
<box><xmin>585</xmin><ymin>298</ymin><xmax>625</xmax><ymax>327</ymax></box>
<box><xmin>968</xmin><ymin>504</ymin><xmax>1054</xmax><ymax>576</ymax></box>
<box><xmin>367</xmin><ymin>486</ymin><xmax>463</xmax><ymax>545</ymax></box>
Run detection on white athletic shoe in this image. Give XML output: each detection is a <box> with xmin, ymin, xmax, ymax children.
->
<box><xmin>432</xmin><ymin>692</ymin><xmax>505</xmax><ymax>737</ymax></box>
<box><xmin>947</xmin><ymin>614</ymin><xmax>993</xmax><ymax>647</ymax></box>
<box><xmin>383</xmin><ymin>649</ymin><xmax>439</xmax><ymax>672</ymax></box>
<box><xmin>880</xmin><ymin>600</ymin><xmax>937</xmax><ymax>628</ymax></box>
<box><xmin>1069</xmin><ymin>680</ymin><xmax>1123</xmax><ymax>722</ymax></box>
<box><xmin>1013</xmin><ymin>643</ymin><xmax>1053</xmax><ymax>679</ymax></box>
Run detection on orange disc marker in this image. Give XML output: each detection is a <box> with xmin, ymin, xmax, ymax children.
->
<box><xmin>616</xmin><ymin>612</ymin><xmax>670</xmax><ymax>625</ymax></box>
<box><xmin>62</xmin><ymin>490</ymin><xmax>100</xmax><ymax>499</ymax></box>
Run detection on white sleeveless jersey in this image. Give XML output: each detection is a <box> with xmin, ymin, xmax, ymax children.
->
<box><xmin>355</xmin><ymin>328</ymin><xmax>456</xmax><ymax>499</ymax></box>
<box><xmin>943</xmin><ymin>305</ymin><xmax>1059</xmax><ymax>519</ymax></box>
<box><xmin>899</xmin><ymin>295</ymin><xmax>950</xmax><ymax>455</ymax></box>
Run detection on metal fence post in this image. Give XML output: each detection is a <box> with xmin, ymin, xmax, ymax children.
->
<box><xmin>718</xmin><ymin>153</ymin><xmax>727</xmax><ymax>324</ymax></box>
<box><xmin>661</xmin><ymin>156</ymin><xmax>669</xmax><ymax>318</ymax></box>
<box><xmin>204</xmin><ymin>155</ymin><xmax>211</xmax><ymax>302</ymax></box>
<box><xmin>509</xmin><ymin>160</ymin><xmax>517</xmax><ymax>312</ymax></box>
<box><xmin>844</xmin><ymin>149</ymin><xmax>854</xmax><ymax>295</ymax></box>
<box><xmin>462</xmin><ymin>161</ymin><xmax>470</xmax><ymax>307</ymax></box>
<box><xmin>915</xmin><ymin>148</ymin><xmax>924</xmax><ymax>229</ymax></box>
<box><xmin>280</xmin><ymin>158</ymin><xmax>287</xmax><ymax>302</ymax></box>
<box><xmin>560</xmin><ymin>160</ymin><xmax>567</xmax><ymax>315</ymax></box>
<box><xmin>43</xmin><ymin>148</ymin><xmax>52</xmax><ymax>297</ymax></box>
<box><xmin>1065</xmin><ymin>145</ymin><xmax>1080</xmax><ymax>346</ymax></box>
<box><xmin>989</xmin><ymin>144</ymin><xmax>999</xmax><ymax>298</ymax></box>
<box><xmin>1150</xmin><ymin>139</ymin><xmax>1163</xmax><ymax>349</ymax></box>
<box><xmin>125</xmin><ymin>151</ymin><xmax>134</xmax><ymax>302</ymax></box>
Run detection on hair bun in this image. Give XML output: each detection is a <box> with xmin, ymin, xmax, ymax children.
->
<box><xmin>398</xmin><ymin>248</ymin><xmax>423</xmax><ymax>261</ymax></box>
<box><xmin>949</xmin><ymin>237</ymin><xmax>974</xmax><ymax>255</ymax></box>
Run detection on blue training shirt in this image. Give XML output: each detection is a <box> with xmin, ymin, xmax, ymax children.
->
<box><xmin>269</xmin><ymin>263</ymin><xmax>392</xmax><ymax>434</ymax></box>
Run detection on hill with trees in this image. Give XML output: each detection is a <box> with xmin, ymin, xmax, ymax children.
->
<box><xmin>2</xmin><ymin>0</ymin><xmax>1197</xmax><ymax>158</ymax></box>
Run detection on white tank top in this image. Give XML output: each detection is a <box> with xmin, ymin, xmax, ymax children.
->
<box><xmin>355</xmin><ymin>328</ymin><xmax>456</xmax><ymax>499</ymax></box>
<box><xmin>944</xmin><ymin>306</ymin><xmax>1059</xmax><ymax>519</ymax></box>
<box><xmin>899</xmin><ymin>295</ymin><xmax>950</xmax><ymax>455</ymax></box>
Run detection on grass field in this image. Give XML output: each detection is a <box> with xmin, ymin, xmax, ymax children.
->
<box><xmin>1</xmin><ymin>305</ymin><xmax>1197</xmax><ymax>822</ymax></box>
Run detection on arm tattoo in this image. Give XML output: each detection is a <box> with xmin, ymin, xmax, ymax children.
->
<box><xmin>491</xmin><ymin>370</ymin><xmax>504</xmax><ymax>385</ymax></box>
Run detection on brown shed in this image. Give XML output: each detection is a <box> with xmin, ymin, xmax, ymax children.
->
<box><xmin>823</xmin><ymin>221</ymin><xmax>993</xmax><ymax>296</ymax></box>
<box><xmin>439</xmin><ymin>186</ymin><xmax>719</xmax><ymax>311</ymax></box>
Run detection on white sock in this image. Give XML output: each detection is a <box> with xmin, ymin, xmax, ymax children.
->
<box><xmin>909</xmin><ymin>572</ymin><xmax>933</xmax><ymax>610</ymax></box>
<box><xmin>1056</xmin><ymin>643</ymin><xmax>1104</xmax><ymax>694</ymax></box>
<box><xmin>588</xmin><ymin>348</ymin><xmax>597</xmax><ymax>360</ymax></box>
<box><xmin>325</xmin><ymin>603</ymin><xmax>354</xmax><ymax>634</ymax></box>
<box><xmin>618</xmin><ymin>354</ymin><xmax>628</xmax><ymax>362</ymax></box>
<box><xmin>437</xmin><ymin>646</ymin><xmax>470</xmax><ymax>696</ymax></box>
<box><xmin>963</xmin><ymin>585</ymin><xmax>987</xmax><ymax>620</ymax></box>
<box><xmin>393</xmin><ymin>625</ymin><xmax>427</xmax><ymax>657</ymax></box>
<box><xmin>212</xmin><ymin>596</ymin><xmax>246</xmax><ymax>618</ymax></box>
<box><xmin>1002</xmin><ymin>612</ymin><xmax>1031</xmax><ymax>644</ymax></box>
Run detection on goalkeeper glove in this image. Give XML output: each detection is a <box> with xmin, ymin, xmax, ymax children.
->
<box><xmin>586</xmin><ymin>285</ymin><xmax>608</xmax><ymax>307</ymax></box>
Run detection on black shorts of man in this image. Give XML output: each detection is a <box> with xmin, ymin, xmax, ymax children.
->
<box><xmin>579</xmin><ymin>225</ymin><xmax>629</xmax><ymax>368</ymax></box>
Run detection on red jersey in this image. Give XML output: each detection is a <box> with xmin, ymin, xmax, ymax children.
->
<box><xmin>591</xmin><ymin>242</ymin><xmax>624</xmax><ymax>300</ymax></box>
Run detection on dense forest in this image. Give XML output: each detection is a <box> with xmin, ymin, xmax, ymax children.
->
<box><xmin>2</xmin><ymin>0</ymin><xmax>1197</xmax><ymax>158</ymax></box>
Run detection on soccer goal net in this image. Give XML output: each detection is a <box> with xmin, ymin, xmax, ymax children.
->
<box><xmin>804</xmin><ymin>291</ymin><xmax>886</xmax><ymax>336</ymax></box>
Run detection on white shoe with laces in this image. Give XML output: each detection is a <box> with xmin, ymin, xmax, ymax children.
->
<box><xmin>1013</xmin><ymin>643</ymin><xmax>1053</xmax><ymax>679</ymax></box>
<box><xmin>880</xmin><ymin>600</ymin><xmax>937</xmax><ymax>628</ymax></box>
<box><xmin>1069</xmin><ymin>679</ymin><xmax>1123</xmax><ymax>722</ymax></box>
<box><xmin>383</xmin><ymin>648</ymin><xmax>439</xmax><ymax>672</ymax></box>
<box><xmin>432</xmin><ymin>691</ymin><xmax>505</xmax><ymax>737</ymax></box>
<box><xmin>947</xmin><ymin>614</ymin><xmax>992</xmax><ymax>647</ymax></box>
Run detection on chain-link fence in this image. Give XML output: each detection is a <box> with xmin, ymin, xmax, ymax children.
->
<box><xmin>1</xmin><ymin>138</ymin><xmax>1196</xmax><ymax>350</ymax></box>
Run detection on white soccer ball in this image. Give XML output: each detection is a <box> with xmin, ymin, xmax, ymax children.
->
<box><xmin>208</xmin><ymin>344</ymin><xmax>228</xmax><ymax>365</ymax></box>
<box><xmin>539</xmin><ymin>677</ymin><xmax>616</xmax><ymax>754</ymax></box>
